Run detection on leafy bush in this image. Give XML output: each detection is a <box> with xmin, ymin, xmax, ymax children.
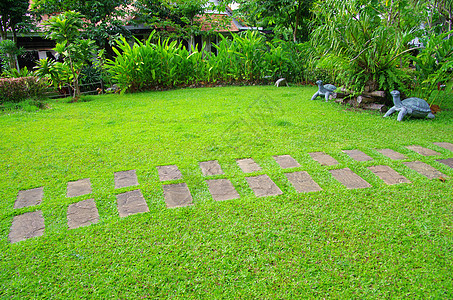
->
<box><xmin>311</xmin><ymin>0</ymin><xmax>417</xmax><ymax>93</ymax></box>
<box><xmin>410</xmin><ymin>30</ymin><xmax>453</xmax><ymax>100</ymax></box>
<box><xmin>2</xmin><ymin>66</ymin><xmax>33</xmax><ymax>78</ymax></box>
<box><xmin>106</xmin><ymin>32</ymin><xmax>203</xmax><ymax>92</ymax></box>
<box><xmin>0</xmin><ymin>77</ymin><xmax>50</xmax><ymax>104</ymax></box>
<box><xmin>264</xmin><ymin>40</ymin><xmax>306</xmax><ymax>82</ymax></box>
<box><xmin>106</xmin><ymin>30</ymin><xmax>308</xmax><ymax>92</ymax></box>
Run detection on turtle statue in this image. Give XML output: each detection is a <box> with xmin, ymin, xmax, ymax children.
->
<box><xmin>384</xmin><ymin>90</ymin><xmax>435</xmax><ymax>121</ymax></box>
<box><xmin>311</xmin><ymin>80</ymin><xmax>337</xmax><ymax>102</ymax></box>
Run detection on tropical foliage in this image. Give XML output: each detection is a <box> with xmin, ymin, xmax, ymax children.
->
<box><xmin>105</xmin><ymin>30</ymin><xmax>307</xmax><ymax>93</ymax></box>
<box><xmin>310</xmin><ymin>0</ymin><xmax>421</xmax><ymax>93</ymax></box>
<box><xmin>410</xmin><ymin>30</ymin><xmax>453</xmax><ymax>100</ymax></box>
<box><xmin>0</xmin><ymin>39</ymin><xmax>24</xmax><ymax>73</ymax></box>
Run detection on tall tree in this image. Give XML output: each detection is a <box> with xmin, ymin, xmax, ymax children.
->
<box><xmin>42</xmin><ymin>11</ymin><xmax>97</xmax><ymax>99</ymax></box>
<box><xmin>233</xmin><ymin>0</ymin><xmax>314</xmax><ymax>42</ymax></box>
<box><xmin>32</xmin><ymin>0</ymin><xmax>132</xmax><ymax>48</ymax></box>
<box><xmin>133</xmin><ymin>0</ymin><xmax>217</xmax><ymax>50</ymax></box>
<box><xmin>0</xmin><ymin>0</ymin><xmax>29</xmax><ymax>42</ymax></box>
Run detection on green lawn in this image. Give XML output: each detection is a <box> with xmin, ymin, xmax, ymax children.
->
<box><xmin>1</xmin><ymin>85</ymin><xmax>452</xmax><ymax>298</ymax></box>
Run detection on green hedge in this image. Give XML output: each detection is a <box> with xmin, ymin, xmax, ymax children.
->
<box><xmin>0</xmin><ymin>77</ymin><xmax>49</xmax><ymax>104</ymax></box>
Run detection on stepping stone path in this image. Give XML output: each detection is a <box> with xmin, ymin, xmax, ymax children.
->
<box><xmin>434</xmin><ymin>142</ymin><xmax>453</xmax><ymax>152</ymax></box>
<box><xmin>14</xmin><ymin>187</ymin><xmax>44</xmax><ymax>209</ymax></box>
<box><xmin>376</xmin><ymin>149</ymin><xmax>407</xmax><ymax>160</ymax></box>
<box><xmin>114</xmin><ymin>170</ymin><xmax>139</xmax><ymax>189</ymax></box>
<box><xmin>437</xmin><ymin>158</ymin><xmax>453</xmax><ymax>169</ymax></box>
<box><xmin>285</xmin><ymin>171</ymin><xmax>322</xmax><ymax>193</ymax></box>
<box><xmin>206</xmin><ymin>179</ymin><xmax>239</xmax><ymax>201</ymax></box>
<box><xmin>236</xmin><ymin>158</ymin><xmax>261</xmax><ymax>173</ymax></box>
<box><xmin>67</xmin><ymin>199</ymin><xmax>100</xmax><ymax>229</ymax></box>
<box><xmin>7</xmin><ymin>142</ymin><xmax>453</xmax><ymax>243</ymax></box>
<box><xmin>274</xmin><ymin>155</ymin><xmax>300</xmax><ymax>169</ymax></box>
<box><xmin>157</xmin><ymin>165</ymin><xmax>182</xmax><ymax>181</ymax></box>
<box><xmin>368</xmin><ymin>165</ymin><xmax>410</xmax><ymax>185</ymax></box>
<box><xmin>330</xmin><ymin>168</ymin><xmax>371</xmax><ymax>189</ymax></box>
<box><xmin>403</xmin><ymin>161</ymin><xmax>446</xmax><ymax>179</ymax></box>
<box><xmin>199</xmin><ymin>160</ymin><xmax>224</xmax><ymax>176</ymax></box>
<box><xmin>116</xmin><ymin>190</ymin><xmax>149</xmax><ymax>217</ymax></box>
<box><xmin>9</xmin><ymin>211</ymin><xmax>45</xmax><ymax>243</ymax></box>
<box><xmin>67</xmin><ymin>178</ymin><xmax>92</xmax><ymax>198</ymax></box>
<box><xmin>162</xmin><ymin>183</ymin><xmax>193</xmax><ymax>208</ymax></box>
<box><xmin>406</xmin><ymin>145</ymin><xmax>441</xmax><ymax>156</ymax></box>
<box><xmin>308</xmin><ymin>152</ymin><xmax>338</xmax><ymax>166</ymax></box>
<box><xmin>246</xmin><ymin>175</ymin><xmax>283</xmax><ymax>197</ymax></box>
<box><xmin>343</xmin><ymin>150</ymin><xmax>373</xmax><ymax>162</ymax></box>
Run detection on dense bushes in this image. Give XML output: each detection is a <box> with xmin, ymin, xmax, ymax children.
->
<box><xmin>106</xmin><ymin>33</ymin><xmax>199</xmax><ymax>91</ymax></box>
<box><xmin>0</xmin><ymin>77</ymin><xmax>49</xmax><ymax>104</ymax></box>
<box><xmin>106</xmin><ymin>31</ymin><xmax>308</xmax><ymax>93</ymax></box>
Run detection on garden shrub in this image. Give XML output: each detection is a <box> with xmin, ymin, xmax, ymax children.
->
<box><xmin>106</xmin><ymin>30</ymin><xmax>309</xmax><ymax>92</ymax></box>
<box><xmin>0</xmin><ymin>77</ymin><xmax>49</xmax><ymax>104</ymax></box>
<box><xmin>106</xmin><ymin>33</ymin><xmax>203</xmax><ymax>92</ymax></box>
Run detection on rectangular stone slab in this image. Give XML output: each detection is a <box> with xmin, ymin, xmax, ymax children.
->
<box><xmin>376</xmin><ymin>149</ymin><xmax>407</xmax><ymax>160</ymax></box>
<box><xmin>436</xmin><ymin>158</ymin><xmax>453</xmax><ymax>169</ymax></box>
<box><xmin>206</xmin><ymin>179</ymin><xmax>240</xmax><ymax>201</ymax></box>
<box><xmin>116</xmin><ymin>190</ymin><xmax>149</xmax><ymax>217</ymax></box>
<box><xmin>273</xmin><ymin>155</ymin><xmax>301</xmax><ymax>169</ymax></box>
<box><xmin>434</xmin><ymin>142</ymin><xmax>453</xmax><ymax>152</ymax></box>
<box><xmin>67</xmin><ymin>178</ymin><xmax>92</xmax><ymax>198</ymax></box>
<box><xmin>199</xmin><ymin>160</ymin><xmax>224</xmax><ymax>176</ymax></box>
<box><xmin>67</xmin><ymin>199</ymin><xmax>100</xmax><ymax>229</ymax></box>
<box><xmin>329</xmin><ymin>168</ymin><xmax>371</xmax><ymax>189</ymax></box>
<box><xmin>114</xmin><ymin>170</ymin><xmax>139</xmax><ymax>189</ymax></box>
<box><xmin>368</xmin><ymin>165</ymin><xmax>410</xmax><ymax>185</ymax></box>
<box><xmin>308</xmin><ymin>152</ymin><xmax>338</xmax><ymax>166</ymax></box>
<box><xmin>285</xmin><ymin>171</ymin><xmax>322</xmax><ymax>193</ymax></box>
<box><xmin>406</xmin><ymin>145</ymin><xmax>441</xmax><ymax>156</ymax></box>
<box><xmin>403</xmin><ymin>161</ymin><xmax>446</xmax><ymax>179</ymax></box>
<box><xmin>343</xmin><ymin>150</ymin><xmax>373</xmax><ymax>162</ymax></box>
<box><xmin>157</xmin><ymin>165</ymin><xmax>183</xmax><ymax>181</ymax></box>
<box><xmin>162</xmin><ymin>183</ymin><xmax>193</xmax><ymax>208</ymax></box>
<box><xmin>9</xmin><ymin>211</ymin><xmax>45</xmax><ymax>243</ymax></box>
<box><xmin>14</xmin><ymin>187</ymin><xmax>44</xmax><ymax>209</ymax></box>
<box><xmin>246</xmin><ymin>175</ymin><xmax>283</xmax><ymax>197</ymax></box>
<box><xmin>236</xmin><ymin>158</ymin><xmax>262</xmax><ymax>173</ymax></box>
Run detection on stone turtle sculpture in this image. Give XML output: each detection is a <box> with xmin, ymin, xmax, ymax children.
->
<box><xmin>311</xmin><ymin>80</ymin><xmax>337</xmax><ymax>102</ymax></box>
<box><xmin>384</xmin><ymin>90</ymin><xmax>435</xmax><ymax>121</ymax></box>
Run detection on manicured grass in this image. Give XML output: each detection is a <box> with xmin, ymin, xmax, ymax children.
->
<box><xmin>1</xmin><ymin>85</ymin><xmax>452</xmax><ymax>298</ymax></box>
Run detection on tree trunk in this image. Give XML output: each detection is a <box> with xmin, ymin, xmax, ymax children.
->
<box><xmin>293</xmin><ymin>2</ymin><xmax>302</xmax><ymax>43</ymax></box>
<box><xmin>189</xmin><ymin>19</ymin><xmax>195</xmax><ymax>54</ymax></box>
<box><xmin>12</xmin><ymin>28</ymin><xmax>20</xmax><ymax>71</ymax></box>
<box><xmin>0</xmin><ymin>16</ymin><xmax>7</xmax><ymax>40</ymax></box>
<box><xmin>189</xmin><ymin>35</ymin><xmax>194</xmax><ymax>53</ymax></box>
<box><xmin>449</xmin><ymin>9</ymin><xmax>452</xmax><ymax>38</ymax></box>
<box><xmin>68</xmin><ymin>52</ymin><xmax>80</xmax><ymax>99</ymax></box>
<box><xmin>12</xmin><ymin>28</ymin><xmax>17</xmax><ymax>44</ymax></box>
